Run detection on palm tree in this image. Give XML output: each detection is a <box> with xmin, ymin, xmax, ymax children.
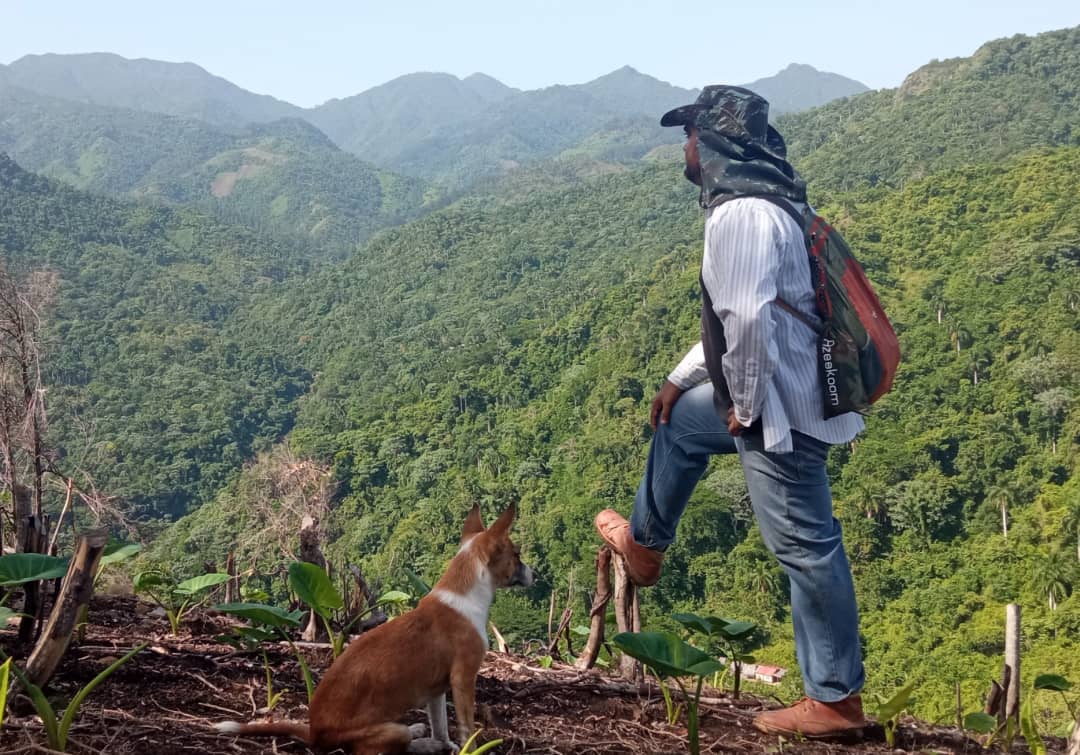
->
<box><xmin>985</xmin><ymin>483</ymin><xmax>1018</xmax><ymax>540</ymax></box>
<box><xmin>750</xmin><ymin>560</ymin><xmax>781</xmax><ymax>598</ymax></box>
<box><xmin>1032</xmin><ymin>553</ymin><xmax>1071</xmax><ymax>612</ymax></box>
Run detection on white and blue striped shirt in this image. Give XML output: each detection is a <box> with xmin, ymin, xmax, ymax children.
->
<box><xmin>667</xmin><ymin>197</ymin><xmax>864</xmax><ymax>453</ymax></box>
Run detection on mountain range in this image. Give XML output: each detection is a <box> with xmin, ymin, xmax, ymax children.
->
<box><xmin>1</xmin><ymin>53</ymin><xmax>868</xmax><ymax>189</ymax></box>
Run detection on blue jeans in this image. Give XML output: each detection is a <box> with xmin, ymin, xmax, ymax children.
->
<box><xmin>630</xmin><ymin>383</ymin><xmax>865</xmax><ymax>702</ymax></box>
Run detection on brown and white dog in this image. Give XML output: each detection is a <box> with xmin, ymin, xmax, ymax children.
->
<box><xmin>215</xmin><ymin>503</ymin><xmax>533</xmax><ymax>754</ymax></box>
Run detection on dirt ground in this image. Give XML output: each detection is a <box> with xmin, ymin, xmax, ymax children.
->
<box><xmin>0</xmin><ymin>596</ymin><xmax>1065</xmax><ymax>754</ymax></box>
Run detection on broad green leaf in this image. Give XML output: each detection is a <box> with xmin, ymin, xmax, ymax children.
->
<box><xmin>214</xmin><ymin>602</ymin><xmax>304</xmax><ymax>629</ymax></box>
<box><xmin>377</xmin><ymin>590</ymin><xmax>410</xmax><ymax>605</ymax></box>
<box><xmin>404</xmin><ymin>568</ymin><xmax>432</xmax><ymax>598</ymax></box>
<box><xmin>964</xmin><ymin>712</ymin><xmax>998</xmax><ymax>734</ymax></box>
<box><xmin>132</xmin><ymin>571</ymin><xmax>166</xmax><ymax>591</ymax></box>
<box><xmin>736</xmin><ymin>654</ymin><xmax>756</xmax><ymax>664</ymax></box>
<box><xmin>612</xmin><ymin>631</ymin><xmax>724</xmax><ymax>679</ymax></box>
<box><xmin>1020</xmin><ymin>696</ymin><xmax>1046</xmax><ymax>755</ymax></box>
<box><xmin>175</xmin><ymin>573</ymin><xmax>231</xmax><ymax>595</ymax></box>
<box><xmin>571</xmin><ymin>625</ymin><xmax>593</xmax><ymax>637</ymax></box>
<box><xmin>1033</xmin><ymin>674</ymin><xmax>1072</xmax><ymax>691</ymax></box>
<box><xmin>288</xmin><ymin>562</ymin><xmax>343</xmax><ymax>618</ymax></box>
<box><xmin>672</xmin><ymin>612</ymin><xmax>728</xmax><ymax>637</ymax></box>
<box><xmin>0</xmin><ymin>607</ymin><xmax>21</xmax><ymax>626</ymax></box>
<box><xmin>875</xmin><ymin>682</ymin><xmax>915</xmax><ymax>721</ymax></box>
<box><xmin>0</xmin><ymin>554</ymin><xmax>69</xmax><ymax>585</ymax></box>
<box><xmin>99</xmin><ymin>543</ymin><xmax>142</xmax><ymax>567</ymax></box>
<box><xmin>717</xmin><ymin>620</ymin><xmax>757</xmax><ymax>640</ymax></box>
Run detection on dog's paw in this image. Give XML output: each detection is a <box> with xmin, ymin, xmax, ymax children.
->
<box><xmin>408</xmin><ymin>722</ymin><xmax>428</xmax><ymax>739</ymax></box>
<box><xmin>407</xmin><ymin>736</ymin><xmax>454</xmax><ymax>754</ymax></box>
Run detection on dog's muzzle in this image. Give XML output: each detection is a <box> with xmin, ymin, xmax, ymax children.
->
<box><xmin>510</xmin><ymin>563</ymin><xmax>535</xmax><ymax>587</ymax></box>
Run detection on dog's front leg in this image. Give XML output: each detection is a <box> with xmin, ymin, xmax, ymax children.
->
<box><xmin>450</xmin><ymin>669</ymin><xmax>478</xmax><ymax>748</ymax></box>
<box><xmin>427</xmin><ymin>693</ymin><xmax>455</xmax><ymax>751</ymax></box>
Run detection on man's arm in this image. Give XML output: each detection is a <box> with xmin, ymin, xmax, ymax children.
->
<box><xmin>701</xmin><ymin>202</ymin><xmax>781</xmax><ymax>427</ymax></box>
<box><xmin>666</xmin><ymin>341</ymin><xmax>707</xmax><ymax>389</ymax></box>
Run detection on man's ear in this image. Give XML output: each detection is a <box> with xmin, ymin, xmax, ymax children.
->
<box><xmin>490</xmin><ymin>502</ymin><xmax>517</xmax><ymax>536</ymax></box>
<box><xmin>461</xmin><ymin>504</ymin><xmax>485</xmax><ymax>542</ymax></box>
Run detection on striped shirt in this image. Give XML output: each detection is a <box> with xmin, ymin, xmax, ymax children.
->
<box><xmin>667</xmin><ymin>197</ymin><xmax>864</xmax><ymax>453</ymax></box>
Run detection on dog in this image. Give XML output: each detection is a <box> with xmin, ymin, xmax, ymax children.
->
<box><xmin>215</xmin><ymin>503</ymin><xmax>534</xmax><ymax>754</ymax></box>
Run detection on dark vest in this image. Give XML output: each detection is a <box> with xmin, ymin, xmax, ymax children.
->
<box><xmin>700</xmin><ymin>272</ymin><xmax>732</xmax><ymax>415</ymax></box>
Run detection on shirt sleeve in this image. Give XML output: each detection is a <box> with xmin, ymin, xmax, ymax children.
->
<box><xmin>701</xmin><ymin>203</ymin><xmax>781</xmax><ymax>426</ymax></box>
<box><xmin>666</xmin><ymin>341</ymin><xmax>709</xmax><ymax>389</ymax></box>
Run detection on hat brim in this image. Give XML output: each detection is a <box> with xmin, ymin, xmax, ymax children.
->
<box><xmin>660</xmin><ymin>103</ymin><xmax>702</xmax><ymax>127</ymax></box>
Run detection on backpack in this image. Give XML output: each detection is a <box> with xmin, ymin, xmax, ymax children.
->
<box><xmin>764</xmin><ymin>197</ymin><xmax>901</xmax><ymax>419</ymax></box>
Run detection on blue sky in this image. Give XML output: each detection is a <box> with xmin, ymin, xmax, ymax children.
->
<box><xmin>2</xmin><ymin>1</ymin><xmax>1077</xmax><ymax>107</ymax></box>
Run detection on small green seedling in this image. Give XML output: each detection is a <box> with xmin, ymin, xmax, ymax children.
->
<box><xmin>672</xmin><ymin>612</ymin><xmax>761</xmax><ymax>699</ymax></box>
<box><xmin>459</xmin><ymin>728</ymin><xmax>504</xmax><ymax>755</ymax></box>
<box><xmin>0</xmin><ymin>657</ymin><xmax>10</xmax><ymax>733</ymax></box>
<box><xmin>134</xmin><ymin>570</ymin><xmax>231</xmax><ymax>635</ymax></box>
<box><xmin>288</xmin><ymin>561</ymin><xmax>410</xmax><ymax>657</ymax></box>
<box><xmin>214</xmin><ymin>602</ymin><xmax>314</xmax><ymax>702</ymax></box>
<box><xmin>874</xmin><ymin>682</ymin><xmax>915</xmax><ymax>747</ymax></box>
<box><xmin>614</xmin><ymin>631</ymin><xmax>723</xmax><ymax>755</ymax></box>
<box><xmin>1034</xmin><ymin>674</ymin><xmax>1076</xmax><ymax>725</ymax></box>
<box><xmin>9</xmin><ymin>643</ymin><xmax>146</xmax><ymax>752</ymax></box>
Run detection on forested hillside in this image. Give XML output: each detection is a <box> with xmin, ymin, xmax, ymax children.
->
<box><xmin>0</xmin><ymin>87</ymin><xmax>426</xmax><ymax>256</ymax></box>
<box><xmin>779</xmin><ymin>26</ymin><xmax>1080</xmax><ymax>193</ymax></box>
<box><xmin>0</xmin><ymin>154</ymin><xmax>311</xmax><ymax>519</ymax></box>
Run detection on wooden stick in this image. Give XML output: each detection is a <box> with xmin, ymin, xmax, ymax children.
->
<box><xmin>25</xmin><ymin>529</ymin><xmax>108</xmax><ymax>687</ymax></box>
<box><xmin>1004</xmin><ymin>603</ymin><xmax>1021</xmax><ymax>720</ymax></box>
<box><xmin>612</xmin><ymin>553</ymin><xmax>641</xmax><ymax>681</ymax></box>
<box><xmin>1067</xmin><ymin>714</ymin><xmax>1080</xmax><ymax>755</ymax></box>
<box><xmin>576</xmin><ymin>547</ymin><xmax>612</xmax><ymax>670</ymax></box>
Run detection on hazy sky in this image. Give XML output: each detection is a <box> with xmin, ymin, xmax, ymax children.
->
<box><xmin>3</xmin><ymin>1</ymin><xmax>1077</xmax><ymax>107</ymax></box>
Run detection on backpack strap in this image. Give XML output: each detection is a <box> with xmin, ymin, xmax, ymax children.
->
<box><xmin>755</xmin><ymin>195</ymin><xmax>826</xmax><ymax>334</ymax></box>
<box><xmin>774</xmin><ymin>297</ymin><xmax>824</xmax><ymax>334</ymax></box>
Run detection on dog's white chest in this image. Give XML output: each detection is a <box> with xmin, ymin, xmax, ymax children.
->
<box><xmin>432</xmin><ymin>563</ymin><xmax>493</xmax><ymax>650</ymax></box>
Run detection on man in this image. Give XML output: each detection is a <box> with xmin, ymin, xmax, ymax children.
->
<box><xmin>594</xmin><ymin>86</ymin><xmax>867</xmax><ymax>738</ymax></box>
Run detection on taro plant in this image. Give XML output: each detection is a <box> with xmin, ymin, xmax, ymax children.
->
<box><xmin>873</xmin><ymin>682</ymin><xmax>915</xmax><ymax>747</ymax></box>
<box><xmin>672</xmin><ymin>612</ymin><xmax>762</xmax><ymax>699</ymax></box>
<box><xmin>613</xmin><ymin>631</ymin><xmax>723</xmax><ymax>755</ymax></box>
<box><xmin>214</xmin><ymin>602</ymin><xmax>310</xmax><ymax>706</ymax></box>
<box><xmin>7</xmin><ymin>643</ymin><xmax>146</xmax><ymax>752</ymax></box>
<box><xmin>1033</xmin><ymin>674</ymin><xmax>1076</xmax><ymax>732</ymax></box>
<box><xmin>288</xmin><ymin>561</ymin><xmax>410</xmax><ymax>657</ymax></box>
<box><xmin>133</xmin><ymin>570</ymin><xmax>231</xmax><ymax>635</ymax></box>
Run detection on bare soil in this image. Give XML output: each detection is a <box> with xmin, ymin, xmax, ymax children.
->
<box><xmin>0</xmin><ymin>596</ymin><xmax>1065</xmax><ymax>754</ymax></box>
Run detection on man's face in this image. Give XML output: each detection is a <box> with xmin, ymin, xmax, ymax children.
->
<box><xmin>683</xmin><ymin>125</ymin><xmax>702</xmax><ymax>186</ymax></box>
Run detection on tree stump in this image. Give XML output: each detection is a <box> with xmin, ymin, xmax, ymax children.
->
<box><xmin>25</xmin><ymin>529</ymin><xmax>108</xmax><ymax>687</ymax></box>
<box><xmin>612</xmin><ymin>552</ymin><xmax>642</xmax><ymax>681</ymax></box>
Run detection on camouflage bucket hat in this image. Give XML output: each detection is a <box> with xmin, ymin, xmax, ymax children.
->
<box><xmin>661</xmin><ymin>84</ymin><xmax>788</xmax><ymax>158</ymax></box>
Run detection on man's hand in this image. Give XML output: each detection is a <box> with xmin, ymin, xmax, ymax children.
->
<box><xmin>650</xmin><ymin>381</ymin><xmax>684</xmax><ymax>431</ymax></box>
<box><xmin>726</xmin><ymin>406</ymin><xmax>745</xmax><ymax>436</ymax></box>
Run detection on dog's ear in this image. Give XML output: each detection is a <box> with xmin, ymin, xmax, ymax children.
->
<box><xmin>461</xmin><ymin>504</ymin><xmax>485</xmax><ymax>541</ymax></box>
<box><xmin>490</xmin><ymin>502</ymin><xmax>517</xmax><ymax>537</ymax></box>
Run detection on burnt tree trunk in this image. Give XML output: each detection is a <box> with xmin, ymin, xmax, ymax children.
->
<box><xmin>17</xmin><ymin>513</ymin><xmax>49</xmax><ymax>644</ymax></box>
<box><xmin>25</xmin><ymin>529</ymin><xmax>108</xmax><ymax>687</ymax></box>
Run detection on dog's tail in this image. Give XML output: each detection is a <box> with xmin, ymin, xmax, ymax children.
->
<box><xmin>214</xmin><ymin>720</ymin><xmax>310</xmax><ymax>742</ymax></box>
